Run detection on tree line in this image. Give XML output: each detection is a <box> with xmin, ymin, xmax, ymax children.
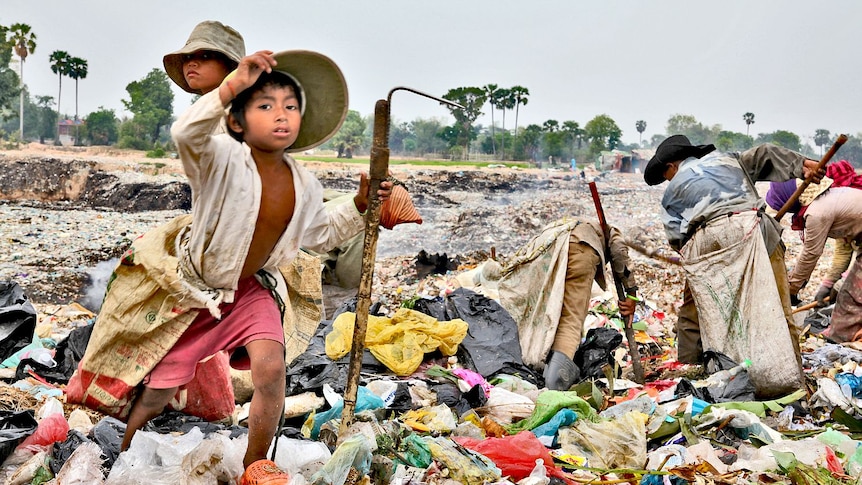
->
<box><xmin>1</xmin><ymin>21</ymin><xmax>860</xmax><ymax>166</ymax></box>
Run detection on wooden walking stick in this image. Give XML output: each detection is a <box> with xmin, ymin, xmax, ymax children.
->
<box><xmin>338</xmin><ymin>98</ymin><xmax>389</xmax><ymax>439</ymax></box>
<box><xmin>775</xmin><ymin>134</ymin><xmax>848</xmax><ymax>221</ymax></box>
<box><xmin>589</xmin><ymin>181</ymin><xmax>645</xmax><ymax>384</ymax></box>
<box><xmin>339</xmin><ymin>89</ymin><xmax>463</xmax><ymax>438</ymax></box>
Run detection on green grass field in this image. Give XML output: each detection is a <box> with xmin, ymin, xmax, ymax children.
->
<box><xmin>293</xmin><ymin>154</ymin><xmax>532</xmax><ymax>169</ymax></box>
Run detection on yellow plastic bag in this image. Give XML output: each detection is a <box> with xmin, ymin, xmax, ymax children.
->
<box><xmin>324</xmin><ymin>308</ymin><xmax>468</xmax><ymax>376</ymax></box>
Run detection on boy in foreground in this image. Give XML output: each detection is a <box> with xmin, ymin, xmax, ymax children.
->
<box><xmin>70</xmin><ymin>49</ymin><xmax>391</xmax><ymax>482</ymax></box>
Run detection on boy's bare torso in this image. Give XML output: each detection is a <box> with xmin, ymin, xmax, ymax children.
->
<box><xmin>240</xmin><ymin>159</ymin><xmax>296</xmax><ymax>278</ymax></box>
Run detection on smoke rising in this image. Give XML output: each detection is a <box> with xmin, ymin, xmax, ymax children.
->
<box><xmin>80</xmin><ymin>258</ymin><xmax>119</xmax><ymax>312</ymax></box>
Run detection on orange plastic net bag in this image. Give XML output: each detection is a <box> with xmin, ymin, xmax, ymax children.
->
<box><xmin>240</xmin><ymin>459</ymin><xmax>290</xmax><ymax>485</ymax></box>
<box><xmin>380</xmin><ymin>184</ymin><xmax>422</xmax><ymax>230</ymax></box>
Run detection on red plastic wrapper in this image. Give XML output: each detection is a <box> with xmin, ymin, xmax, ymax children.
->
<box><xmin>454</xmin><ymin>431</ymin><xmax>571</xmax><ymax>483</ymax></box>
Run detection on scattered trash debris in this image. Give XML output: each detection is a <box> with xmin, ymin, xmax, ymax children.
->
<box><xmin>0</xmin><ymin>154</ymin><xmax>854</xmax><ymax>483</ymax></box>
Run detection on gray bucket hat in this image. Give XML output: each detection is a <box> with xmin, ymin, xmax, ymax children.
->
<box><xmin>268</xmin><ymin>50</ymin><xmax>349</xmax><ymax>153</ymax></box>
<box><xmin>163</xmin><ymin>20</ymin><xmax>245</xmax><ymax>94</ymax></box>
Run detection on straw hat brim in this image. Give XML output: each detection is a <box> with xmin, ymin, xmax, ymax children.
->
<box><xmin>798</xmin><ymin>176</ymin><xmax>833</xmax><ymax>206</ymax></box>
<box><xmin>271</xmin><ymin>50</ymin><xmax>349</xmax><ymax>153</ymax></box>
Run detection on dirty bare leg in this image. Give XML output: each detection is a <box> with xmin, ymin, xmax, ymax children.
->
<box><xmin>243</xmin><ymin>339</ymin><xmax>286</xmax><ymax>469</ymax></box>
<box><xmin>121</xmin><ymin>386</ymin><xmax>178</xmax><ymax>451</ymax></box>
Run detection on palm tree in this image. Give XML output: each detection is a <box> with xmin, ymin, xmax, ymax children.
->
<box><xmin>497</xmin><ymin>89</ymin><xmax>516</xmax><ymax>157</ymax></box>
<box><xmin>9</xmin><ymin>23</ymin><xmax>37</xmax><ymax>139</ymax></box>
<box><xmin>743</xmin><ymin>112</ymin><xmax>755</xmax><ymax>136</ymax></box>
<box><xmin>49</xmin><ymin>50</ymin><xmax>71</xmax><ymax>144</ymax></box>
<box><xmin>67</xmin><ymin>57</ymin><xmax>88</xmax><ymax>145</ymax></box>
<box><xmin>814</xmin><ymin>129</ymin><xmax>831</xmax><ymax>157</ymax></box>
<box><xmin>511</xmin><ymin>85</ymin><xmax>529</xmax><ymax>135</ymax></box>
<box><xmin>562</xmin><ymin>121</ymin><xmax>581</xmax><ymax>154</ymax></box>
<box><xmin>635</xmin><ymin>120</ymin><xmax>647</xmax><ymax>145</ymax></box>
<box><xmin>483</xmin><ymin>84</ymin><xmax>499</xmax><ymax>156</ymax></box>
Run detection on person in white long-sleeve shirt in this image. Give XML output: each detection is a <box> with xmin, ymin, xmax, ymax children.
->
<box><xmin>70</xmin><ymin>48</ymin><xmax>391</xmax><ymax>476</ymax></box>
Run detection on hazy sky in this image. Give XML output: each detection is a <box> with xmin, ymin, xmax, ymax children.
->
<box><xmin>4</xmin><ymin>1</ymin><xmax>860</xmax><ymax>146</ymax></box>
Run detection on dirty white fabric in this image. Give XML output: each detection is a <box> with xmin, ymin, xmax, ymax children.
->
<box><xmin>498</xmin><ymin>219</ymin><xmax>577</xmax><ymax>367</ymax></box>
<box><xmin>172</xmin><ymin>88</ymin><xmax>365</xmax><ymax>311</ymax></box>
<box><xmin>681</xmin><ymin>211</ymin><xmax>804</xmax><ymax>395</ymax></box>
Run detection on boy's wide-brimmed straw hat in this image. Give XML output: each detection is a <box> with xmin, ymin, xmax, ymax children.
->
<box><xmin>270</xmin><ymin>50</ymin><xmax>349</xmax><ymax>153</ymax></box>
<box><xmin>163</xmin><ymin>20</ymin><xmax>245</xmax><ymax>94</ymax></box>
<box><xmin>643</xmin><ymin>134</ymin><xmax>716</xmax><ymax>186</ymax></box>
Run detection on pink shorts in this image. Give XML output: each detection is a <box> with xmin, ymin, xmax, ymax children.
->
<box><xmin>146</xmin><ymin>276</ymin><xmax>284</xmax><ymax>388</ymax></box>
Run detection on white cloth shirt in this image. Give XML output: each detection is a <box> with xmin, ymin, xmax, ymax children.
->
<box><xmin>171</xmin><ymin>88</ymin><xmax>364</xmax><ymax>310</ymax></box>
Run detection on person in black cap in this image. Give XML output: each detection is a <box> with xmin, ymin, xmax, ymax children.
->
<box><xmin>644</xmin><ymin>136</ymin><xmax>822</xmax><ymax>390</ymax></box>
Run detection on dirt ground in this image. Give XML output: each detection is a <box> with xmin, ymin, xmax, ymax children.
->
<box><xmin>0</xmin><ymin>142</ymin><xmax>832</xmax><ymax>316</ymax></box>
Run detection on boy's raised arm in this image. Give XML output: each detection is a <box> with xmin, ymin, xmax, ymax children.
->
<box><xmin>218</xmin><ymin>50</ymin><xmax>277</xmax><ymax>106</ymax></box>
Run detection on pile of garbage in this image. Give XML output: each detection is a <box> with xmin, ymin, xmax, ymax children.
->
<box><xmin>0</xmin><ymin>262</ymin><xmax>861</xmax><ymax>484</ymax></box>
<box><xmin>0</xmin><ymin>153</ymin><xmax>852</xmax><ymax>483</ymax></box>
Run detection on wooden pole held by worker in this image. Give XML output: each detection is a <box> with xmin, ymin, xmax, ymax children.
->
<box><xmin>589</xmin><ymin>181</ymin><xmax>645</xmax><ymax>384</ymax></box>
<box><xmin>339</xmin><ymin>99</ymin><xmax>390</xmax><ymax>437</ymax></box>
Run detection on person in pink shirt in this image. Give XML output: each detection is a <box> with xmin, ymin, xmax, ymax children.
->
<box><xmin>767</xmin><ymin>165</ymin><xmax>862</xmax><ymax>342</ymax></box>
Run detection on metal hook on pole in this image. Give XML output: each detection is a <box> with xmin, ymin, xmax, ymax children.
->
<box><xmin>338</xmin><ymin>87</ymin><xmax>463</xmax><ymax>439</ymax></box>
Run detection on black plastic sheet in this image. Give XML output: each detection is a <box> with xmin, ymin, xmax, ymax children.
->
<box><xmin>0</xmin><ymin>281</ymin><xmax>38</xmax><ymax>363</ymax></box>
<box><xmin>804</xmin><ymin>305</ymin><xmax>833</xmax><ymax>335</ymax></box>
<box><xmin>51</xmin><ymin>429</ymin><xmax>91</xmax><ymax>474</ymax></box>
<box><xmin>147</xmin><ymin>411</ymin><xmax>246</xmax><ymax>439</ymax></box>
<box><xmin>0</xmin><ymin>409</ymin><xmax>38</xmax><ymax>463</ymax></box>
<box><xmin>413</xmin><ymin>288</ymin><xmax>538</xmax><ymax>383</ymax></box>
<box><xmin>91</xmin><ymin>416</ymin><xmax>125</xmax><ymax>470</ymax></box>
<box><xmin>285</xmin><ymin>299</ymin><xmax>388</xmax><ymax>396</ymax></box>
<box><xmin>574</xmin><ymin>327</ymin><xmax>623</xmax><ymax>380</ymax></box>
<box><xmin>50</xmin><ymin>324</ymin><xmax>94</xmax><ymax>383</ymax></box>
<box><xmin>701</xmin><ymin>350</ymin><xmax>756</xmax><ymax>403</ymax></box>
<box><xmin>677</xmin><ymin>351</ymin><xmax>756</xmax><ymax>404</ymax></box>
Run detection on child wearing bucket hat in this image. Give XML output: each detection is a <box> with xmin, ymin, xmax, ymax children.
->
<box><xmin>163</xmin><ymin>20</ymin><xmax>245</xmax><ymax>95</ymax></box>
<box><xmin>68</xmin><ymin>48</ymin><xmax>391</xmax><ymax>482</ymax></box>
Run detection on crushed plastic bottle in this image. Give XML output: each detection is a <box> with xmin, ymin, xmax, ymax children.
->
<box><xmin>835</xmin><ymin>373</ymin><xmax>862</xmax><ymax>398</ymax></box>
<box><xmin>695</xmin><ymin>359</ymin><xmax>752</xmax><ymax>388</ymax></box>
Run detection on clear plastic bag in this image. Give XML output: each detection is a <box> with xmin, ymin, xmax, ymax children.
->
<box><xmin>106</xmin><ymin>427</ymin><xmax>244</xmax><ymax>485</ymax></box>
<box><xmin>310</xmin><ymin>433</ymin><xmax>373</xmax><ymax>485</ymax></box>
<box><xmin>558</xmin><ymin>410</ymin><xmax>648</xmax><ymax>469</ymax></box>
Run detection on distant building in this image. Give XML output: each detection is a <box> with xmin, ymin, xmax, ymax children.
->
<box><xmin>595</xmin><ymin>148</ymin><xmax>655</xmax><ymax>173</ymax></box>
<box><xmin>630</xmin><ymin>149</ymin><xmax>655</xmax><ymax>174</ymax></box>
<box><xmin>596</xmin><ymin>150</ymin><xmax>626</xmax><ymax>171</ymax></box>
<box><xmin>58</xmin><ymin>119</ymin><xmax>85</xmax><ymax>146</ymax></box>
